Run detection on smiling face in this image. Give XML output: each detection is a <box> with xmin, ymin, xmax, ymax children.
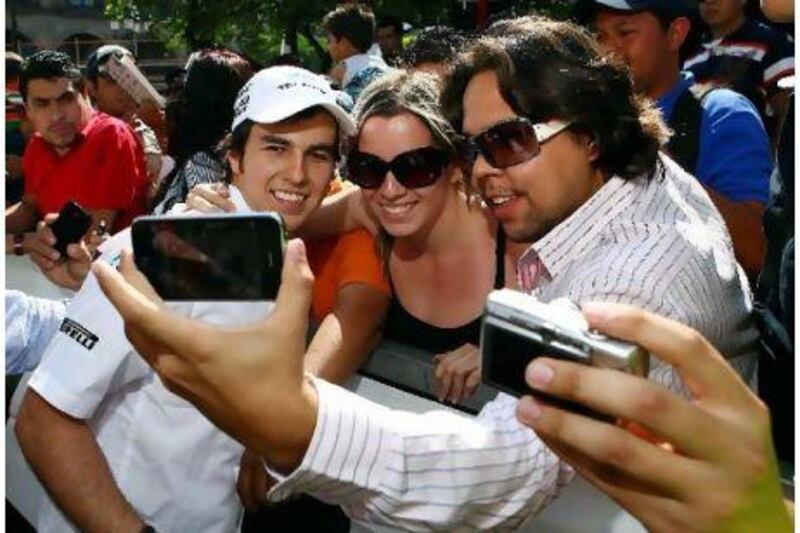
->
<box><xmin>228</xmin><ymin>110</ymin><xmax>338</xmax><ymax>231</ymax></box>
<box><xmin>358</xmin><ymin>112</ymin><xmax>458</xmax><ymax>239</ymax></box>
<box><xmin>462</xmin><ymin>70</ymin><xmax>603</xmax><ymax>243</ymax></box>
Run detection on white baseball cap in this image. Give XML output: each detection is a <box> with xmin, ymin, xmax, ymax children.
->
<box><xmin>231</xmin><ymin>66</ymin><xmax>355</xmax><ymax>136</ymax></box>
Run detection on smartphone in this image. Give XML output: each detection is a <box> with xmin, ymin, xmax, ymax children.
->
<box><xmin>49</xmin><ymin>200</ymin><xmax>93</xmax><ymax>256</ymax></box>
<box><xmin>480</xmin><ymin>289</ymin><xmax>648</xmax><ymax>418</ymax></box>
<box><xmin>131</xmin><ymin>212</ymin><xmax>286</xmax><ymax>301</ymax></box>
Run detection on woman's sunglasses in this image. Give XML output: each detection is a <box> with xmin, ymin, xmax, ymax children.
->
<box><xmin>345</xmin><ymin>146</ymin><xmax>451</xmax><ymax>190</ymax></box>
<box><xmin>458</xmin><ymin>117</ymin><xmax>571</xmax><ymax>170</ymax></box>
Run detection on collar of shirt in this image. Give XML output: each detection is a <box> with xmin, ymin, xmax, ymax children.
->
<box><xmin>227</xmin><ymin>184</ymin><xmax>253</xmax><ymax>212</ymax></box>
<box><xmin>516</xmin><ymin>174</ymin><xmax>637</xmax><ymax>291</ymax></box>
<box><xmin>657</xmin><ymin>71</ymin><xmax>696</xmax><ymax>121</ymax></box>
<box><xmin>342</xmin><ymin>46</ymin><xmax>388</xmax><ymax>87</ymax></box>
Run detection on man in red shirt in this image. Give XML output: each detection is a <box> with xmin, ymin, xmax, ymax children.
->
<box><xmin>6</xmin><ymin>51</ymin><xmax>148</xmax><ymax>258</ymax></box>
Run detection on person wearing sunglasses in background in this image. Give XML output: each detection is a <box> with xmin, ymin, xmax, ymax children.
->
<box><xmin>96</xmin><ymin>17</ymin><xmax>761</xmax><ymax>530</ymax></box>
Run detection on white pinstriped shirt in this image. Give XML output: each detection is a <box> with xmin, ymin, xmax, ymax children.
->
<box><xmin>266</xmin><ymin>155</ymin><xmax>759</xmax><ymax>530</ymax></box>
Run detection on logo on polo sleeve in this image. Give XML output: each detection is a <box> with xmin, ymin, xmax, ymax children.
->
<box><xmin>59</xmin><ymin>318</ymin><xmax>99</xmax><ymax>350</ymax></box>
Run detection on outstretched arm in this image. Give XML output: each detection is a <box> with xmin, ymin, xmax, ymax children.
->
<box><xmin>93</xmin><ymin>241</ymin><xmax>568</xmax><ymax>530</ymax></box>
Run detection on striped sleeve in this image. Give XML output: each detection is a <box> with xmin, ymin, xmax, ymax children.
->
<box><xmin>763</xmin><ymin>29</ymin><xmax>794</xmax><ymax>90</ymax></box>
<box><xmin>266</xmin><ymin>378</ymin><xmax>570</xmax><ymax>531</ymax></box>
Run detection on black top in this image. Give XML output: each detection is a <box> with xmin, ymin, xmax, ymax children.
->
<box><xmin>384</xmin><ymin>228</ymin><xmax>506</xmax><ymax>354</ymax></box>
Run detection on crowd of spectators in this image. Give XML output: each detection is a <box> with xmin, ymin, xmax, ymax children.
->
<box><xmin>5</xmin><ymin>0</ymin><xmax>794</xmax><ymax>531</ymax></box>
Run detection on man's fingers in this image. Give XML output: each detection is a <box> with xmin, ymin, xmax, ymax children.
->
<box><xmin>250</xmin><ymin>458</ymin><xmax>270</xmax><ymax>507</ymax></box>
<box><xmin>237</xmin><ymin>453</ymin><xmax>262</xmax><ymax>511</ymax></box>
<box><xmin>563</xmin><ymin>450</ymin><xmax>688</xmax><ymax>532</ymax></box>
<box><xmin>66</xmin><ymin>242</ymin><xmax>92</xmax><ymax>264</ymax></box>
<box><xmin>449</xmin><ymin>373</ymin><xmax>466</xmax><ymax>403</ymax></box>
<box><xmin>93</xmin><ymin>257</ymin><xmax>161</xmax><ymax>329</ymax></box>
<box><xmin>581</xmin><ymin>302</ymin><xmax>744</xmax><ymax>402</ymax></box>
<box><xmin>189</xmin><ymin>183</ymin><xmax>235</xmax><ymax>212</ymax></box>
<box><xmin>518</xmin><ymin>397</ymin><xmax>699</xmax><ymax>499</ymax></box>
<box><xmin>524</xmin><ymin>358</ymin><xmax>727</xmax><ymax>459</ymax></box>
<box><xmin>38</xmin><ymin>215</ymin><xmax>58</xmax><ymax>245</ymax></box>
<box><xmin>464</xmin><ymin>368</ymin><xmax>481</xmax><ymax>397</ymax></box>
<box><xmin>209</xmin><ymin>182</ymin><xmax>231</xmax><ymax>197</ymax></box>
<box><xmin>236</xmin><ymin>462</ymin><xmax>254</xmax><ymax>509</ymax></box>
<box><xmin>117</xmin><ymin>249</ymin><xmax>164</xmax><ymax>304</ymax></box>
<box><xmin>271</xmin><ymin>239</ymin><xmax>314</xmax><ymax>330</ymax></box>
<box><xmin>27</xmin><ymin>232</ymin><xmax>60</xmax><ymax>261</ymax></box>
<box><xmin>29</xmin><ymin>250</ymin><xmax>56</xmax><ymax>271</ymax></box>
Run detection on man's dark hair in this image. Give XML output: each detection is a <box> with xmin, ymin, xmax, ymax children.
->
<box><xmin>19</xmin><ymin>50</ymin><xmax>84</xmax><ymax>102</ymax></box>
<box><xmin>400</xmin><ymin>25</ymin><xmax>469</xmax><ymax>69</ymax></box>
<box><xmin>6</xmin><ymin>51</ymin><xmax>24</xmax><ymax>81</ymax></box>
<box><xmin>441</xmin><ymin>17</ymin><xmax>668</xmax><ymax>181</ymax></box>
<box><xmin>322</xmin><ymin>3</ymin><xmax>376</xmax><ymax>53</ymax></box>
<box><xmin>222</xmin><ymin>106</ymin><xmax>340</xmax><ymax>184</ymax></box>
<box><xmin>377</xmin><ymin>15</ymin><xmax>403</xmax><ymax>36</ymax></box>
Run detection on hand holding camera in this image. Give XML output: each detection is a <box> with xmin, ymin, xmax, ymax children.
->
<box><xmin>516</xmin><ymin>302</ymin><xmax>791</xmax><ymax>533</ymax></box>
<box><xmin>480</xmin><ymin>289</ymin><xmax>648</xmax><ymax>416</ymax></box>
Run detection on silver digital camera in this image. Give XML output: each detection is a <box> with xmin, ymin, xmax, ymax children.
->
<box><xmin>480</xmin><ymin>289</ymin><xmax>649</xmax><ymax>400</ymax></box>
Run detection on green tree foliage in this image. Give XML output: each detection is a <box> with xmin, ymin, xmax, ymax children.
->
<box><xmin>106</xmin><ymin>0</ymin><xmax>574</xmax><ymax>68</ymax></box>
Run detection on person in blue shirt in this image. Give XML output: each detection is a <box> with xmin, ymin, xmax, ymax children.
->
<box><xmin>6</xmin><ymin>291</ymin><xmax>66</xmax><ymax>375</ymax></box>
<box><xmin>579</xmin><ymin>0</ymin><xmax>773</xmax><ymax>278</ymax></box>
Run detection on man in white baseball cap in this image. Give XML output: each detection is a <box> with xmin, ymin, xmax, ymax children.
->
<box><xmin>201</xmin><ymin>64</ymin><xmax>392</xmax><ymax>531</ymax></box>
<box><xmin>232</xmin><ymin>65</ymin><xmax>355</xmax><ymax>134</ymax></box>
<box><xmin>16</xmin><ymin>66</ymin><xmax>389</xmax><ymax>533</ymax></box>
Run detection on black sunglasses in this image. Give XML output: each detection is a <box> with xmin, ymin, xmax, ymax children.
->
<box><xmin>345</xmin><ymin>146</ymin><xmax>451</xmax><ymax>190</ymax></box>
<box><xmin>458</xmin><ymin>117</ymin><xmax>571</xmax><ymax>171</ymax></box>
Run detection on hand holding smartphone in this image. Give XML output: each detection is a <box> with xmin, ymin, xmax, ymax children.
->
<box><xmin>49</xmin><ymin>200</ymin><xmax>93</xmax><ymax>257</ymax></box>
<box><xmin>131</xmin><ymin>212</ymin><xmax>286</xmax><ymax>301</ymax></box>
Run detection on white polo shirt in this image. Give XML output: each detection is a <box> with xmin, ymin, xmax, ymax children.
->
<box><xmin>29</xmin><ymin>186</ymin><xmax>273</xmax><ymax>533</ymax></box>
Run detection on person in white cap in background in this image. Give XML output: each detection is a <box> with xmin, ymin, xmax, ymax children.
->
<box><xmin>15</xmin><ymin>65</ymin><xmax>388</xmax><ymax>533</ymax></box>
<box><xmin>85</xmin><ymin>45</ymin><xmax>165</xmax><ymax>188</ymax></box>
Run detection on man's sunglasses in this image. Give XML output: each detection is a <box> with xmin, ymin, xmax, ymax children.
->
<box><xmin>345</xmin><ymin>146</ymin><xmax>451</xmax><ymax>190</ymax></box>
<box><xmin>458</xmin><ymin>117</ymin><xmax>571</xmax><ymax>170</ymax></box>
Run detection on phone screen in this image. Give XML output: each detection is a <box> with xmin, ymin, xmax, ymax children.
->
<box><xmin>132</xmin><ymin>214</ymin><xmax>285</xmax><ymax>301</ymax></box>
